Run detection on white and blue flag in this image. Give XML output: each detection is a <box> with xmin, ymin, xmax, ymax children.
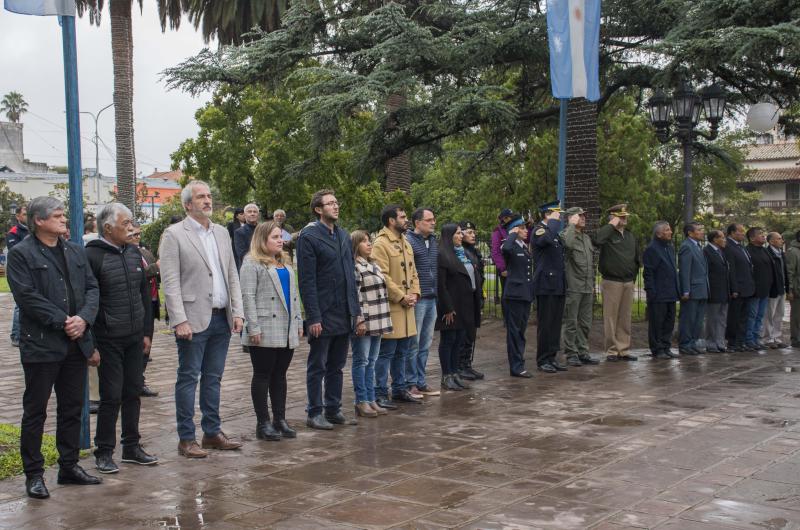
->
<box><xmin>546</xmin><ymin>0</ymin><xmax>601</xmax><ymax>101</ymax></box>
<box><xmin>4</xmin><ymin>0</ymin><xmax>75</xmax><ymax>16</ymax></box>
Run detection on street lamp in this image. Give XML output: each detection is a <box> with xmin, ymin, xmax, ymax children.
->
<box><xmin>647</xmin><ymin>81</ymin><xmax>727</xmax><ymax>226</ymax></box>
<box><xmin>79</xmin><ymin>103</ymin><xmax>114</xmax><ymax>204</ymax></box>
<box><xmin>9</xmin><ymin>202</ymin><xmax>17</xmax><ymax>217</ymax></box>
<box><xmin>145</xmin><ymin>191</ymin><xmax>160</xmax><ymax>222</ymax></box>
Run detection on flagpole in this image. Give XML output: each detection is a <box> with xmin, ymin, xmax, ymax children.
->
<box><xmin>60</xmin><ymin>13</ymin><xmax>90</xmax><ymax>450</ymax></box>
<box><xmin>557</xmin><ymin>98</ymin><xmax>568</xmax><ymax>206</ymax></box>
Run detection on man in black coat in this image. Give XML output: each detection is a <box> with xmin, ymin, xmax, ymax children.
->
<box><xmin>723</xmin><ymin>223</ymin><xmax>755</xmax><ymax>351</ymax></box>
<box><xmin>501</xmin><ymin>215</ymin><xmax>534</xmax><ymax>378</ymax></box>
<box><xmin>86</xmin><ymin>204</ymin><xmax>158</xmax><ymax>474</ymax></box>
<box><xmin>704</xmin><ymin>230</ymin><xmax>732</xmax><ymax>352</ymax></box>
<box><xmin>6</xmin><ymin>197</ymin><xmax>102</xmax><ymax>499</ymax></box>
<box><xmin>233</xmin><ymin>203</ymin><xmax>260</xmax><ymax>271</ymax></box>
<box><xmin>745</xmin><ymin>227</ymin><xmax>773</xmax><ymax>350</ymax></box>
<box><xmin>6</xmin><ymin>203</ymin><xmax>28</xmax><ymax>347</ymax></box>
<box><xmin>642</xmin><ymin>221</ymin><xmax>680</xmax><ymax>359</ymax></box>
<box><xmin>532</xmin><ymin>201</ymin><xmax>567</xmax><ymax>374</ymax></box>
<box><xmin>296</xmin><ymin>189</ymin><xmax>361</xmax><ymax>430</ymax></box>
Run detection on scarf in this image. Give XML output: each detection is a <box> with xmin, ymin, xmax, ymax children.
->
<box><xmin>454</xmin><ymin>245</ymin><xmax>470</xmax><ymax>264</ymax></box>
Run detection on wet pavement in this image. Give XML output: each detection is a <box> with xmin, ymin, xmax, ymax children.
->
<box><xmin>2</xmin><ymin>291</ymin><xmax>800</xmax><ymax>528</ymax></box>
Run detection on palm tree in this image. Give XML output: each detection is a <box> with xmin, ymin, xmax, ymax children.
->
<box><xmin>1</xmin><ymin>91</ymin><xmax>29</xmax><ymax>123</ymax></box>
<box><xmin>157</xmin><ymin>0</ymin><xmax>288</xmax><ymax>45</ymax></box>
<box><xmin>75</xmin><ymin>0</ymin><xmax>140</xmax><ymax>212</ymax></box>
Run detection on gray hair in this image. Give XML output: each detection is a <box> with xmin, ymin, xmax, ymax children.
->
<box><xmin>273</xmin><ymin>209</ymin><xmax>286</xmax><ymax>216</ymax></box>
<box><xmin>97</xmin><ymin>203</ymin><xmax>132</xmax><ymax>236</ymax></box>
<box><xmin>244</xmin><ymin>203</ymin><xmax>259</xmax><ymax>212</ymax></box>
<box><xmin>180</xmin><ymin>180</ymin><xmax>210</xmax><ymax>206</ymax></box>
<box><xmin>653</xmin><ymin>220</ymin><xmax>670</xmax><ymax>238</ymax></box>
<box><xmin>27</xmin><ymin>197</ymin><xmax>64</xmax><ymax>235</ymax></box>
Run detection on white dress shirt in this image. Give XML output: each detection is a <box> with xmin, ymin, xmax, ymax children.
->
<box><xmin>187</xmin><ymin>216</ymin><xmax>228</xmax><ymax>309</ymax></box>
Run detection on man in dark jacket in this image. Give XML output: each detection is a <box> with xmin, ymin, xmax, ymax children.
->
<box><xmin>746</xmin><ymin>227</ymin><xmax>774</xmax><ymax>350</ymax></box>
<box><xmin>233</xmin><ymin>203</ymin><xmax>260</xmax><ymax>271</ymax></box>
<box><xmin>532</xmin><ymin>201</ymin><xmax>567</xmax><ymax>374</ymax></box>
<box><xmin>678</xmin><ymin>222</ymin><xmax>709</xmax><ymax>355</ymax></box>
<box><xmin>501</xmin><ymin>215</ymin><xmax>534</xmax><ymax>377</ymax></box>
<box><xmin>86</xmin><ymin>204</ymin><xmax>158</xmax><ymax>474</ymax></box>
<box><xmin>723</xmin><ymin>223</ymin><xmax>755</xmax><ymax>351</ymax></box>
<box><xmin>296</xmin><ymin>189</ymin><xmax>361</xmax><ymax>430</ymax></box>
<box><xmin>786</xmin><ymin>231</ymin><xmax>800</xmax><ymax>346</ymax></box>
<box><xmin>704</xmin><ymin>230</ymin><xmax>732</xmax><ymax>352</ymax></box>
<box><xmin>7</xmin><ymin>197</ymin><xmax>102</xmax><ymax>499</ymax></box>
<box><xmin>6</xmin><ymin>203</ymin><xmax>28</xmax><ymax>347</ymax></box>
<box><xmin>130</xmin><ymin>223</ymin><xmax>159</xmax><ymax>397</ymax></box>
<box><xmin>458</xmin><ymin>220</ymin><xmax>485</xmax><ymax>380</ymax></box>
<box><xmin>762</xmin><ymin>232</ymin><xmax>790</xmax><ymax>348</ymax></box>
<box><xmin>643</xmin><ymin>221</ymin><xmax>680</xmax><ymax>359</ymax></box>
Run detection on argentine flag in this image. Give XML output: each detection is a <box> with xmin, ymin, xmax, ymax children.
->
<box><xmin>546</xmin><ymin>0</ymin><xmax>601</xmax><ymax>102</ymax></box>
<box><xmin>4</xmin><ymin>0</ymin><xmax>75</xmax><ymax>16</ymax></box>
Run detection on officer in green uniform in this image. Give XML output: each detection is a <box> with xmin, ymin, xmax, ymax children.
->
<box><xmin>561</xmin><ymin>207</ymin><xmax>599</xmax><ymax>366</ymax></box>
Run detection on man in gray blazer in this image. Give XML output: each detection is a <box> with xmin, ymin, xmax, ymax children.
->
<box><xmin>160</xmin><ymin>181</ymin><xmax>245</xmax><ymax>458</ymax></box>
<box><xmin>679</xmin><ymin>222</ymin><xmax>709</xmax><ymax>355</ymax></box>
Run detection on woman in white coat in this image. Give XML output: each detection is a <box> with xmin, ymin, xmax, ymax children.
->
<box><xmin>240</xmin><ymin>221</ymin><xmax>303</xmax><ymax>441</ymax></box>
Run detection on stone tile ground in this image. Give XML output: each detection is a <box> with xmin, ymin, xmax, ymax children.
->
<box><xmin>1</xmin><ymin>291</ymin><xmax>800</xmax><ymax>528</ymax></box>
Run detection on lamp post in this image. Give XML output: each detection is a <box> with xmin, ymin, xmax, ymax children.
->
<box><xmin>145</xmin><ymin>191</ymin><xmax>160</xmax><ymax>222</ymax></box>
<box><xmin>10</xmin><ymin>201</ymin><xmax>17</xmax><ymax>218</ymax></box>
<box><xmin>79</xmin><ymin>103</ymin><xmax>114</xmax><ymax>204</ymax></box>
<box><xmin>647</xmin><ymin>81</ymin><xmax>727</xmax><ymax>226</ymax></box>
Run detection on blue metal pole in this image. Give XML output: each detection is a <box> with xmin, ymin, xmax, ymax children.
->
<box><xmin>557</xmin><ymin>98</ymin><xmax>568</xmax><ymax>206</ymax></box>
<box><xmin>60</xmin><ymin>15</ymin><xmax>90</xmax><ymax>450</ymax></box>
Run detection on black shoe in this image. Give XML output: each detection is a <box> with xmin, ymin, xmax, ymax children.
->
<box><xmin>691</xmin><ymin>347</ymin><xmax>705</xmax><ymax>355</ymax></box>
<box><xmin>375</xmin><ymin>397</ymin><xmax>398</xmax><ymax>410</ymax></box>
<box><xmin>121</xmin><ymin>445</ymin><xmax>159</xmax><ymax>465</ymax></box>
<box><xmin>58</xmin><ymin>465</ymin><xmax>102</xmax><ymax>485</ymax></box>
<box><xmin>538</xmin><ymin>363</ymin><xmax>557</xmax><ymax>374</ymax></box>
<box><xmin>89</xmin><ymin>400</ymin><xmax>99</xmax><ymax>414</ymax></box>
<box><xmin>457</xmin><ymin>369</ymin><xmax>477</xmax><ymax>381</ymax></box>
<box><xmin>324</xmin><ymin>411</ymin><xmax>348</xmax><ymax>424</ymax></box>
<box><xmin>442</xmin><ymin>375</ymin><xmax>462</xmax><ymax>390</ymax></box>
<box><xmin>256</xmin><ymin>421</ymin><xmax>282</xmax><ymax>441</ymax></box>
<box><xmin>619</xmin><ymin>354</ymin><xmax>638</xmax><ymax>361</ymax></box>
<box><xmin>706</xmin><ymin>348</ymin><xmax>722</xmax><ymax>354</ymax></box>
<box><xmin>273</xmin><ymin>419</ymin><xmax>297</xmax><ymax>438</ymax></box>
<box><xmin>25</xmin><ymin>476</ymin><xmax>49</xmax><ymax>499</ymax></box>
<box><xmin>306</xmin><ymin>415</ymin><xmax>334</xmax><ymax>430</ymax></box>
<box><xmin>664</xmin><ymin>350</ymin><xmax>679</xmax><ymax>358</ymax></box>
<box><xmin>392</xmin><ymin>390</ymin><xmax>422</xmax><ymax>403</ymax></box>
<box><xmin>466</xmin><ymin>366</ymin><xmax>485</xmax><ymax>380</ymax></box>
<box><xmin>744</xmin><ymin>343</ymin><xmax>760</xmax><ymax>351</ymax></box>
<box><xmin>653</xmin><ymin>352</ymin><xmax>670</xmax><ymax>360</ymax></box>
<box><xmin>578</xmin><ymin>354</ymin><xmax>600</xmax><ymax>365</ymax></box>
<box><xmin>140</xmin><ymin>385</ymin><xmax>159</xmax><ymax>397</ymax></box>
<box><xmin>606</xmin><ymin>355</ymin><xmax>620</xmax><ymax>362</ymax></box>
<box><xmin>452</xmin><ymin>373</ymin><xmax>471</xmax><ymax>389</ymax></box>
<box><xmin>755</xmin><ymin>342</ymin><xmax>769</xmax><ymax>350</ymax></box>
<box><xmin>510</xmin><ymin>370</ymin><xmax>533</xmax><ymax>378</ymax></box>
<box><xmin>566</xmin><ymin>355</ymin><xmax>583</xmax><ymax>367</ymax></box>
<box><xmin>94</xmin><ymin>453</ymin><xmax>119</xmax><ymax>474</ymax></box>
<box><xmin>679</xmin><ymin>348</ymin><xmax>698</xmax><ymax>356</ymax></box>
<box><xmin>551</xmin><ymin>360</ymin><xmax>568</xmax><ymax>371</ymax></box>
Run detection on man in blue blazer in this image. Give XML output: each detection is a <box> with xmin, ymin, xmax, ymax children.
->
<box><xmin>643</xmin><ymin>221</ymin><xmax>680</xmax><ymax>359</ymax></box>
<box><xmin>679</xmin><ymin>222</ymin><xmax>710</xmax><ymax>354</ymax></box>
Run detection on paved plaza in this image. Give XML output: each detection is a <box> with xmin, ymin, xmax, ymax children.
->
<box><xmin>2</xmin><ymin>292</ymin><xmax>800</xmax><ymax>528</ymax></box>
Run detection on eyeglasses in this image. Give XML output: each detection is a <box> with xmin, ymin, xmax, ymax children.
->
<box><xmin>321</xmin><ymin>201</ymin><xmax>340</xmax><ymax>208</ymax></box>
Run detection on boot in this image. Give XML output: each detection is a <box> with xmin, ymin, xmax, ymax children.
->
<box><xmin>457</xmin><ymin>368</ymin><xmax>477</xmax><ymax>381</ymax></box>
<box><xmin>452</xmin><ymin>373</ymin><xmax>471</xmax><ymax>389</ymax></box>
<box><xmin>355</xmin><ymin>402</ymin><xmax>378</xmax><ymax>418</ymax></box>
<box><xmin>466</xmin><ymin>365</ymin><xmax>485</xmax><ymax>380</ymax></box>
<box><xmin>368</xmin><ymin>401</ymin><xmax>388</xmax><ymax>415</ymax></box>
<box><xmin>442</xmin><ymin>374</ymin><xmax>462</xmax><ymax>391</ymax></box>
<box><xmin>256</xmin><ymin>420</ymin><xmax>281</xmax><ymax>441</ymax></box>
<box><xmin>273</xmin><ymin>419</ymin><xmax>296</xmax><ymax>438</ymax></box>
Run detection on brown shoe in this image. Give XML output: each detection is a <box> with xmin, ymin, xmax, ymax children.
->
<box><xmin>178</xmin><ymin>440</ymin><xmax>208</xmax><ymax>459</ymax></box>
<box><xmin>355</xmin><ymin>402</ymin><xmax>378</xmax><ymax>418</ymax></box>
<box><xmin>407</xmin><ymin>386</ymin><xmax>424</xmax><ymax>399</ymax></box>
<box><xmin>201</xmin><ymin>431</ymin><xmax>242</xmax><ymax>451</ymax></box>
<box><xmin>369</xmin><ymin>401</ymin><xmax>388</xmax><ymax>415</ymax></box>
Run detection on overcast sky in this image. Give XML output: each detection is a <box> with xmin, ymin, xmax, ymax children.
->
<box><xmin>0</xmin><ymin>6</ymin><xmax>212</xmax><ymax>177</ymax></box>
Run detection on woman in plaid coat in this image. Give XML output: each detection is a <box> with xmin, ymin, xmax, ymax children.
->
<box><xmin>351</xmin><ymin>230</ymin><xmax>393</xmax><ymax>418</ymax></box>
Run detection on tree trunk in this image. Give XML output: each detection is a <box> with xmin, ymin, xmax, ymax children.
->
<box><xmin>384</xmin><ymin>93</ymin><xmax>411</xmax><ymax>193</ymax></box>
<box><xmin>110</xmin><ymin>0</ymin><xmax>137</xmax><ymax>213</ymax></box>
<box><xmin>564</xmin><ymin>98</ymin><xmax>600</xmax><ymax>232</ymax></box>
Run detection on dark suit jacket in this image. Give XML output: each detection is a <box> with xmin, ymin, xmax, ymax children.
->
<box><xmin>679</xmin><ymin>238</ymin><xmax>709</xmax><ymax>300</ymax></box>
<box><xmin>501</xmin><ymin>233</ymin><xmax>534</xmax><ymax>303</ymax></box>
<box><xmin>723</xmin><ymin>237</ymin><xmax>755</xmax><ymax>298</ymax></box>
<box><xmin>704</xmin><ymin>244</ymin><xmax>732</xmax><ymax>304</ymax></box>
<box><xmin>767</xmin><ymin>246</ymin><xmax>790</xmax><ymax>298</ymax></box>
<box><xmin>747</xmin><ymin>244</ymin><xmax>774</xmax><ymax>299</ymax></box>
<box><xmin>531</xmin><ymin>219</ymin><xmax>566</xmax><ymax>296</ymax></box>
<box><xmin>296</xmin><ymin>221</ymin><xmax>360</xmax><ymax>335</ymax></box>
<box><xmin>233</xmin><ymin>222</ymin><xmax>256</xmax><ymax>271</ymax></box>
<box><xmin>643</xmin><ymin>239</ymin><xmax>680</xmax><ymax>303</ymax></box>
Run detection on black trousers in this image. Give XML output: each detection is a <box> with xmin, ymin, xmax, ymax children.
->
<box><xmin>504</xmin><ymin>299</ymin><xmax>530</xmax><ymax>375</ymax></box>
<box><xmin>647</xmin><ymin>301</ymin><xmax>675</xmax><ymax>354</ymax></box>
<box><xmin>439</xmin><ymin>329</ymin><xmax>466</xmax><ymax>375</ymax></box>
<box><xmin>21</xmin><ymin>345</ymin><xmax>86</xmax><ymax>478</ymax></box>
<box><xmin>250</xmin><ymin>346</ymin><xmax>294</xmax><ymax>422</ymax></box>
<box><xmin>726</xmin><ymin>296</ymin><xmax>749</xmax><ymax>346</ymax></box>
<box><xmin>536</xmin><ymin>295</ymin><xmax>565</xmax><ymax>365</ymax></box>
<box><xmin>459</xmin><ymin>326</ymin><xmax>478</xmax><ymax>369</ymax></box>
<box><xmin>95</xmin><ymin>334</ymin><xmax>144</xmax><ymax>454</ymax></box>
<box><xmin>306</xmin><ymin>333</ymin><xmax>349</xmax><ymax>417</ymax></box>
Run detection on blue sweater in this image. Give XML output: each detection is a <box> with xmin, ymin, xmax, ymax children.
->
<box><xmin>406</xmin><ymin>231</ymin><xmax>438</xmax><ymax>298</ymax></box>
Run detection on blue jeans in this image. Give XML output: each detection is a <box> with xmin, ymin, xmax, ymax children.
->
<box><xmin>375</xmin><ymin>336</ymin><xmax>413</xmax><ymax>399</ymax></box>
<box><xmin>11</xmin><ymin>304</ymin><xmax>19</xmax><ymax>342</ymax></box>
<box><xmin>351</xmin><ymin>335</ymin><xmax>381</xmax><ymax>403</ymax></box>
<box><xmin>407</xmin><ymin>297</ymin><xmax>437</xmax><ymax>388</ymax></box>
<box><xmin>174</xmin><ymin>313</ymin><xmax>231</xmax><ymax>441</ymax></box>
<box><xmin>746</xmin><ymin>297</ymin><xmax>768</xmax><ymax>344</ymax></box>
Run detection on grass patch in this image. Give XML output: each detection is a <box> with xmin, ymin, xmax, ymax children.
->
<box><xmin>0</xmin><ymin>423</ymin><xmax>58</xmax><ymax>480</ymax></box>
<box><xmin>0</xmin><ymin>277</ymin><xmax>8</xmax><ymax>293</ymax></box>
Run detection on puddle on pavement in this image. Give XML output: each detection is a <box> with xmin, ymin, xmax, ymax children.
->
<box><xmin>589</xmin><ymin>415</ymin><xmax>645</xmax><ymax>427</ymax></box>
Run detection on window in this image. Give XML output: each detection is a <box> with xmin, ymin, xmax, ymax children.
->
<box><xmin>787</xmin><ymin>183</ymin><xmax>800</xmax><ymax>207</ymax></box>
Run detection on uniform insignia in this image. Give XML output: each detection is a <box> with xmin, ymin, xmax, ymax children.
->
<box><xmin>535</xmin><ymin>228</ymin><xmax>546</xmax><ymax>236</ymax></box>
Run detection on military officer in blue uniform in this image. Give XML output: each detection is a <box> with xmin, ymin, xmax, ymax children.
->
<box><xmin>532</xmin><ymin>200</ymin><xmax>567</xmax><ymax>374</ymax></box>
<box><xmin>501</xmin><ymin>214</ymin><xmax>535</xmax><ymax>378</ymax></box>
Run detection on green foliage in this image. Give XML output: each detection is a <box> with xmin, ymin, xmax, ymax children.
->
<box><xmin>0</xmin><ymin>277</ymin><xmax>9</xmax><ymax>293</ymax></box>
<box><xmin>1</xmin><ymin>91</ymin><xmax>28</xmax><ymax>123</ymax></box>
<box><xmin>0</xmin><ymin>424</ymin><xmax>57</xmax><ymax>480</ymax></box>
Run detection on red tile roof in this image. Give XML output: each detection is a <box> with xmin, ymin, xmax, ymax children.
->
<box><xmin>144</xmin><ymin>169</ymin><xmax>183</xmax><ymax>181</ymax></box>
<box><xmin>740</xmin><ymin>167</ymin><xmax>800</xmax><ymax>184</ymax></box>
<box><xmin>745</xmin><ymin>143</ymin><xmax>800</xmax><ymax>162</ymax></box>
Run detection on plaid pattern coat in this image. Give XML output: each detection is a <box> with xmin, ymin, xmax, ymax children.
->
<box><xmin>355</xmin><ymin>257</ymin><xmax>393</xmax><ymax>336</ymax></box>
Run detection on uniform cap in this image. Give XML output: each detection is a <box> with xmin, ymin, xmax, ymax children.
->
<box><xmin>565</xmin><ymin>207</ymin><xmax>585</xmax><ymax>216</ymax></box>
<box><xmin>538</xmin><ymin>200</ymin><xmax>561</xmax><ymax>214</ymax></box>
<box><xmin>505</xmin><ymin>215</ymin><xmax>525</xmax><ymax>230</ymax></box>
<box><xmin>608</xmin><ymin>203</ymin><xmax>629</xmax><ymax>217</ymax></box>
